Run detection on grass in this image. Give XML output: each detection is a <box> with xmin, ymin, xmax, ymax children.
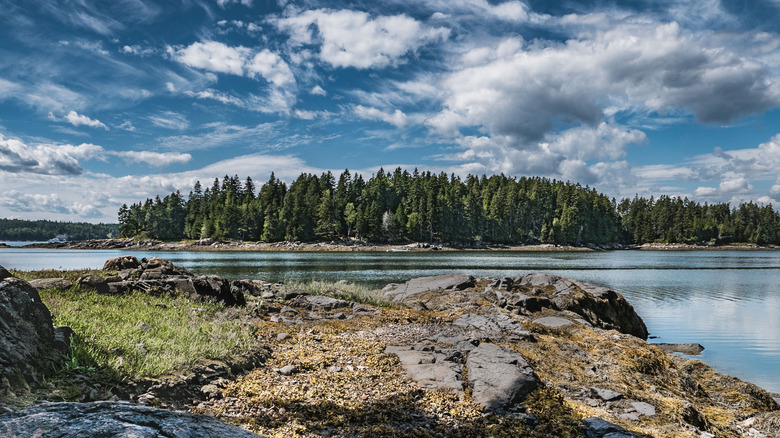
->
<box><xmin>282</xmin><ymin>280</ymin><xmax>394</xmax><ymax>308</ymax></box>
<box><xmin>38</xmin><ymin>286</ymin><xmax>263</xmax><ymax>381</ymax></box>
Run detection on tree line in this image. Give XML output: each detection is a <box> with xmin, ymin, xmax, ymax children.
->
<box><xmin>0</xmin><ymin>218</ymin><xmax>119</xmax><ymax>241</ymax></box>
<box><xmin>117</xmin><ymin>169</ymin><xmax>780</xmax><ymax>245</ymax></box>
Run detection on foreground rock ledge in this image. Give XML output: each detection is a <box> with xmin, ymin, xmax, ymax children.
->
<box><xmin>0</xmin><ymin>401</ymin><xmax>261</xmax><ymax>438</ymax></box>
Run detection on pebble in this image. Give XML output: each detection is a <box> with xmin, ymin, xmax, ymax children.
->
<box><xmin>277</xmin><ymin>365</ymin><xmax>297</xmax><ymax>376</ymax></box>
<box><xmin>277</xmin><ymin>333</ymin><xmax>290</xmax><ymax>341</ymax></box>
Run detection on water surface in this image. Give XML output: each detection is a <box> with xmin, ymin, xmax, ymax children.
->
<box><xmin>1</xmin><ymin>248</ymin><xmax>778</xmax><ymax>393</ymax></box>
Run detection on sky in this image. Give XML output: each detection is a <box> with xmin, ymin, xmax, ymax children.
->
<box><xmin>2</xmin><ymin>0</ymin><xmax>780</xmax><ymax>223</ymax></box>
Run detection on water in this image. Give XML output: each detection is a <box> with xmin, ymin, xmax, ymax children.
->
<box><xmin>1</xmin><ymin>247</ymin><xmax>778</xmax><ymax>393</ymax></box>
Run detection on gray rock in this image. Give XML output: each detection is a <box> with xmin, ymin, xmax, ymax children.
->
<box><xmin>534</xmin><ymin>316</ymin><xmax>574</xmax><ymax>328</ymax></box>
<box><xmin>652</xmin><ymin>343</ymin><xmax>705</xmax><ymax>355</ymax></box>
<box><xmin>466</xmin><ymin>343</ymin><xmax>537</xmax><ymax>413</ymax></box>
<box><xmin>277</xmin><ymin>365</ymin><xmax>297</xmax><ymax>376</ymax></box>
<box><xmin>518</xmin><ymin>273</ymin><xmax>648</xmax><ymax>339</ymax></box>
<box><xmin>0</xmin><ymin>401</ymin><xmax>261</xmax><ymax>437</ymax></box>
<box><xmin>280</xmin><ymin>289</ymin><xmax>307</xmax><ymax>301</ymax></box>
<box><xmin>0</xmin><ymin>270</ymin><xmax>67</xmax><ymax>393</ymax></box>
<box><xmin>28</xmin><ymin>278</ymin><xmax>73</xmax><ymax>290</ymax></box>
<box><xmin>382</xmin><ymin>274</ymin><xmax>475</xmax><ymax>302</ymax></box>
<box><xmin>630</xmin><ymin>401</ymin><xmax>656</xmax><ymax>417</ymax></box>
<box><xmin>582</xmin><ymin>417</ymin><xmax>646</xmax><ymax>437</ymax></box>
<box><xmin>102</xmin><ymin>255</ymin><xmax>140</xmax><ymax>271</ymax></box>
<box><xmin>277</xmin><ymin>332</ymin><xmax>291</xmax><ymax>341</ymax></box>
<box><xmin>453</xmin><ymin>313</ymin><xmax>534</xmax><ymax>341</ymax></box>
<box><xmin>77</xmin><ymin>274</ymin><xmax>109</xmax><ymax>294</ymax></box>
<box><xmin>591</xmin><ymin>387</ymin><xmax>623</xmax><ymax>401</ymax></box>
<box><xmin>509</xmin><ymin>293</ymin><xmax>551</xmax><ymax>312</ymax></box>
<box><xmin>386</xmin><ymin>345</ymin><xmax>464</xmax><ymax>393</ymax></box>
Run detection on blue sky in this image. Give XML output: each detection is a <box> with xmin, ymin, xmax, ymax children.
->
<box><xmin>1</xmin><ymin>0</ymin><xmax>780</xmax><ymax>223</ymax></box>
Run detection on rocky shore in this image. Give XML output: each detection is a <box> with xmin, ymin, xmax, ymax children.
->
<box><xmin>1</xmin><ymin>257</ymin><xmax>779</xmax><ymax>437</ymax></box>
<box><xmin>12</xmin><ymin>237</ymin><xmax>779</xmax><ymax>252</ymax></box>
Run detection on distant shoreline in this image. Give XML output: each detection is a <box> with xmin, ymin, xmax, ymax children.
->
<box><xmin>2</xmin><ymin>238</ymin><xmax>778</xmax><ymax>252</ymax></box>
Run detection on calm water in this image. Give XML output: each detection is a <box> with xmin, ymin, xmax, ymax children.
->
<box><xmin>1</xmin><ymin>247</ymin><xmax>778</xmax><ymax>393</ymax></box>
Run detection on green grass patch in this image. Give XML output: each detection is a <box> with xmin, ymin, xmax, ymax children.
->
<box><xmin>283</xmin><ymin>280</ymin><xmax>394</xmax><ymax>308</ymax></box>
<box><xmin>39</xmin><ymin>287</ymin><xmax>262</xmax><ymax>381</ymax></box>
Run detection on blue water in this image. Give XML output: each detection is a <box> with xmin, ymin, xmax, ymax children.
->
<box><xmin>1</xmin><ymin>247</ymin><xmax>778</xmax><ymax>393</ymax></box>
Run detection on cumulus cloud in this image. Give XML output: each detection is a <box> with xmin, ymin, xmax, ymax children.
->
<box><xmin>430</xmin><ymin>22</ymin><xmax>780</xmax><ymax>144</ymax></box>
<box><xmin>0</xmin><ymin>134</ymin><xmax>93</xmax><ymax>175</ymax></box>
<box><xmin>62</xmin><ymin>110</ymin><xmax>108</xmax><ymax>130</ymax></box>
<box><xmin>310</xmin><ymin>85</ymin><xmax>327</xmax><ymax>96</ymax></box>
<box><xmin>113</xmin><ymin>150</ymin><xmax>192</xmax><ymax>167</ymax></box>
<box><xmin>354</xmin><ymin>105</ymin><xmax>408</xmax><ymax>128</ymax></box>
<box><xmin>0</xmin><ymin>190</ymin><xmax>72</xmax><ymax>214</ymax></box>
<box><xmin>174</xmin><ymin>41</ymin><xmax>249</xmax><ymax>75</ymax></box>
<box><xmin>275</xmin><ymin>9</ymin><xmax>450</xmax><ymax>68</ymax></box>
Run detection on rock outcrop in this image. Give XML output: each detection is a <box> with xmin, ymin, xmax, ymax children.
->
<box><xmin>466</xmin><ymin>342</ymin><xmax>537</xmax><ymax>413</ymax></box>
<box><xmin>0</xmin><ymin>266</ymin><xmax>69</xmax><ymax>394</ymax></box>
<box><xmin>0</xmin><ymin>401</ymin><xmax>260</xmax><ymax>438</ymax></box>
<box><xmin>88</xmin><ymin>256</ymin><xmax>246</xmax><ymax>306</ymax></box>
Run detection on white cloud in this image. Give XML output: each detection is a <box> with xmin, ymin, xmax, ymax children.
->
<box><xmin>185</xmin><ymin>89</ymin><xmax>244</xmax><ymax>106</ymax></box>
<box><xmin>216</xmin><ymin>0</ymin><xmax>252</xmax><ymax>7</ymax></box>
<box><xmin>545</xmin><ymin>121</ymin><xmax>646</xmax><ymax>161</ymax></box>
<box><xmin>354</xmin><ymin>105</ymin><xmax>408</xmax><ymax>128</ymax></box>
<box><xmin>246</xmin><ymin>49</ymin><xmax>295</xmax><ymax>86</ymax></box>
<box><xmin>113</xmin><ymin>150</ymin><xmax>192</xmax><ymax>167</ymax></box>
<box><xmin>310</xmin><ymin>85</ymin><xmax>327</xmax><ymax>96</ymax></box>
<box><xmin>275</xmin><ymin>9</ymin><xmax>450</xmax><ymax>68</ymax></box>
<box><xmin>0</xmin><ymin>190</ymin><xmax>72</xmax><ymax>214</ymax></box>
<box><xmin>0</xmin><ymin>134</ymin><xmax>90</xmax><ymax>175</ymax></box>
<box><xmin>149</xmin><ymin>111</ymin><xmax>189</xmax><ymax>130</ymax></box>
<box><xmin>58</xmin><ymin>110</ymin><xmax>108</xmax><ymax>130</ymax></box>
<box><xmin>119</xmin><ymin>121</ymin><xmax>136</xmax><ymax>131</ymax></box>
<box><xmin>174</xmin><ymin>41</ymin><xmax>249</xmax><ymax>76</ymax></box>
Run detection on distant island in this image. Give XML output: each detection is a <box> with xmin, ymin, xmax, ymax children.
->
<box><xmin>115</xmin><ymin>169</ymin><xmax>779</xmax><ymax>246</ymax></box>
<box><xmin>0</xmin><ymin>218</ymin><xmax>118</xmax><ymax>242</ymax></box>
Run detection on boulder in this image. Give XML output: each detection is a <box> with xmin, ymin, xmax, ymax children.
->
<box><xmin>28</xmin><ymin>278</ymin><xmax>73</xmax><ymax>290</ymax></box>
<box><xmin>0</xmin><ymin>401</ymin><xmax>261</xmax><ymax>437</ymax></box>
<box><xmin>382</xmin><ymin>274</ymin><xmax>475</xmax><ymax>302</ymax></box>
<box><xmin>653</xmin><ymin>343</ymin><xmax>705</xmax><ymax>355</ymax></box>
<box><xmin>77</xmin><ymin>274</ymin><xmax>109</xmax><ymax>294</ymax></box>
<box><xmin>466</xmin><ymin>343</ymin><xmax>537</xmax><ymax>413</ymax></box>
<box><xmin>191</xmin><ymin>276</ymin><xmax>245</xmax><ymax>306</ymax></box>
<box><xmin>288</xmin><ymin>295</ymin><xmax>352</xmax><ymax>311</ymax></box>
<box><xmin>102</xmin><ymin>255</ymin><xmax>140</xmax><ymax>271</ymax></box>
<box><xmin>0</xmin><ymin>268</ymin><xmax>68</xmax><ymax>394</ymax></box>
<box><xmin>519</xmin><ymin>273</ymin><xmax>648</xmax><ymax>339</ymax></box>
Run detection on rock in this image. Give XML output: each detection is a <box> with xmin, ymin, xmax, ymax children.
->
<box><xmin>518</xmin><ymin>273</ymin><xmax>648</xmax><ymax>339</ymax></box>
<box><xmin>277</xmin><ymin>332</ymin><xmax>290</xmax><ymax>341</ymax></box>
<box><xmin>382</xmin><ymin>274</ymin><xmax>475</xmax><ymax>302</ymax></box>
<box><xmin>0</xmin><ymin>269</ymin><xmax>68</xmax><ymax>394</ymax></box>
<box><xmin>653</xmin><ymin>343</ymin><xmax>705</xmax><ymax>355</ymax></box>
<box><xmin>280</xmin><ymin>289</ymin><xmax>307</xmax><ymax>301</ymax></box>
<box><xmin>102</xmin><ymin>255</ymin><xmax>140</xmax><ymax>271</ymax></box>
<box><xmin>509</xmin><ymin>293</ymin><xmax>552</xmax><ymax>312</ymax></box>
<box><xmin>0</xmin><ymin>401</ymin><xmax>260</xmax><ymax>437</ymax></box>
<box><xmin>28</xmin><ymin>278</ymin><xmax>73</xmax><ymax>290</ymax></box>
<box><xmin>630</xmin><ymin>401</ymin><xmax>656</xmax><ymax>417</ymax></box>
<box><xmin>466</xmin><ymin>343</ymin><xmax>537</xmax><ymax>413</ymax></box>
<box><xmin>191</xmin><ymin>276</ymin><xmax>245</xmax><ymax>306</ymax></box>
<box><xmin>582</xmin><ymin>417</ymin><xmax>646</xmax><ymax>437</ymax></box>
<box><xmin>277</xmin><ymin>365</ymin><xmax>297</xmax><ymax>376</ymax></box>
<box><xmin>591</xmin><ymin>387</ymin><xmax>623</xmax><ymax>401</ymax></box>
<box><xmin>453</xmin><ymin>313</ymin><xmax>534</xmax><ymax>341</ymax></box>
<box><xmin>77</xmin><ymin>275</ymin><xmax>109</xmax><ymax>294</ymax></box>
<box><xmin>386</xmin><ymin>345</ymin><xmax>464</xmax><ymax>393</ymax></box>
<box><xmin>534</xmin><ymin>316</ymin><xmax>574</xmax><ymax>328</ymax></box>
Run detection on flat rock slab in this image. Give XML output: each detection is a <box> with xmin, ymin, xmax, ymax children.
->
<box><xmin>652</xmin><ymin>343</ymin><xmax>705</xmax><ymax>355</ymax></box>
<box><xmin>28</xmin><ymin>278</ymin><xmax>73</xmax><ymax>290</ymax></box>
<box><xmin>466</xmin><ymin>343</ymin><xmax>537</xmax><ymax>413</ymax></box>
<box><xmin>534</xmin><ymin>316</ymin><xmax>574</xmax><ymax>328</ymax></box>
<box><xmin>386</xmin><ymin>345</ymin><xmax>464</xmax><ymax>393</ymax></box>
<box><xmin>0</xmin><ymin>401</ymin><xmax>261</xmax><ymax>438</ymax></box>
<box><xmin>383</xmin><ymin>274</ymin><xmax>475</xmax><ymax>302</ymax></box>
<box><xmin>289</xmin><ymin>295</ymin><xmax>353</xmax><ymax>311</ymax></box>
<box><xmin>453</xmin><ymin>313</ymin><xmax>534</xmax><ymax>341</ymax></box>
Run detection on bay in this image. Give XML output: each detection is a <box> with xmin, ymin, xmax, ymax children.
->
<box><xmin>1</xmin><ymin>247</ymin><xmax>778</xmax><ymax>393</ymax></box>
